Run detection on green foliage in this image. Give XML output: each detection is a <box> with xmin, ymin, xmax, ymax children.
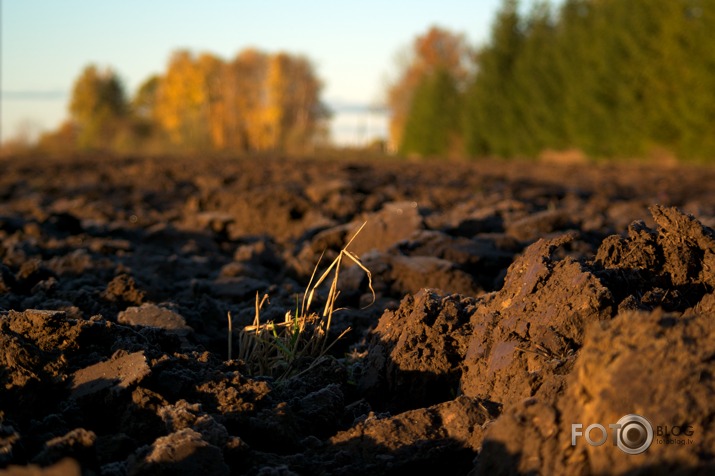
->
<box><xmin>132</xmin><ymin>75</ymin><xmax>160</xmax><ymax>120</ymax></box>
<box><xmin>461</xmin><ymin>0</ymin><xmax>715</xmax><ymax>161</ymax></box>
<box><xmin>399</xmin><ymin>68</ymin><xmax>460</xmax><ymax>157</ymax></box>
<box><xmin>69</xmin><ymin>65</ymin><xmax>128</xmax><ymax>151</ymax></box>
<box><xmin>463</xmin><ymin>0</ymin><xmax>525</xmax><ymax>157</ymax></box>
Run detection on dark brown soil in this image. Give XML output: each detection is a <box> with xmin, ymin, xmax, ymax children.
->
<box><xmin>1</xmin><ymin>154</ymin><xmax>714</xmax><ymax>475</ymax></box>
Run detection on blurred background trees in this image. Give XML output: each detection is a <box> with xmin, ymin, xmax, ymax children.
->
<box><xmin>400</xmin><ymin>68</ymin><xmax>460</xmax><ymax>156</ymax></box>
<box><xmin>389</xmin><ymin>0</ymin><xmax>715</xmax><ymax>162</ymax></box>
<box><xmin>29</xmin><ymin>0</ymin><xmax>715</xmax><ymax>162</ymax></box>
<box><xmin>40</xmin><ymin>48</ymin><xmax>329</xmax><ymax>155</ymax></box>
<box><xmin>386</xmin><ymin>26</ymin><xmax>472</xmax><ymax>156</ymax></box>
<box><xmin>68</xmin><ymin>65</ymin><xmax>127</xmax><ymax>151</ymax></box>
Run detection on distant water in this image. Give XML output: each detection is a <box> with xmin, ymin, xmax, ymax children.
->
<box><xmin>328</xmin><ymin>102</ymin><xmax>389</xmax><ymax>147</ymax></box>
<box><xmin>1</xmin><ymin>93</ymin><xmax>389</xmax><ymax>148</ymax></box>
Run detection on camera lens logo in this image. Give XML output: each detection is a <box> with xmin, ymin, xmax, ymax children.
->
<box><xmin>614</xmin><ymin>414</ymin><xmax>653</xmax><ymax>455</ymax></box>
<box><xmin>571</xmin><ymin>414</ymin><xmax>655</xmax><ymax>454</ymax></box>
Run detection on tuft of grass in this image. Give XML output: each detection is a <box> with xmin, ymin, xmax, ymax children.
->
<box><xmin>230</xmin><ymin>222</ymin><xmax>374</xmax><ymax>380</ymax></box>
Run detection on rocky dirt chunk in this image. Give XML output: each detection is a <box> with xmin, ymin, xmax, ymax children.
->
<box><xmin>460</xmin><ymin>234</ymin><xmax>613</xmax><ymax>403</ymax></box>
<box><xmin>224</xmin><ymin>239</ymin><xmax>284</xmax><ymax>280</ymax></box>
<box><xmin>102</xmin><ymin>274</ymin><xmax>146</xmax><ymax>305</ymax></box>
<box><xmin>299</xmin><ymin>396</ymin><xmax>495</xmax><ymax>476</ymax></box>
<box><xmin>347</xmin><ymin>201</ymin><xmax>424</xmax><ymax>256</ymax></box>
<box><xmin>360</xmin><ymin>253</ymin><xmax>481</xmax><ymax>297</ymax></box>
<box><xmin>291</xmin><ymin>200</ymin><xmax>424</xmax><ymax>277</ymax></box>
<box><xmin>31</xmin><ymin>428</ymin><xmax>97</xmax><ymax>468</ymax></box>
<box><xmin>595</xmin><ymin>205</ymin><xmax>715</xmax><ymax>310</ymax></box>
<box><xmin>0</xmin><ymin>310</ymin><xmax>76</xmax><ymax>402</ymax></box>
<box><xmin>210</xmin><ymin>358</ymin><xmax>352</xmax><ymax>451</ymax></box>
<box><xmin>229</xmin><ymin>367</ymin><xmax>348</xmax><ymax>452</ymax></box>
<box><xmin>474</xmin><ymin>310</ymin><xmax>715</xmax><ymax>475</ymax></box>
<box><xmin>395</xmin><ymin>230</ymin><xmax>515</xmax><ymax>292</ymax></box>
<box><xmin>336</xmin><ymin>248</ymin><xmax>481</xmax><ymax>303</ymax></box>
<box><xmin>595</xmin><ymin>219</ymin><xmax>661</xmax><ymax>271</ymax></box>
<box><xmin>389</xmin><ymin>255</ymin><xmax>479</xmax><ymax>295</ymax></box>
<box><xmin>3</xmin><ymin>310</ymin><xmax>82</xmax><ymax>353</ymax></box>
<box><xmin>471</xmin><ymin>397</ymin><xmax>561</xmax><ymax>476</ymax></box>
<box><xmin>0</xmin><ymin>458</ymin><xmax>81</xmax><ymax>476</ymax></box>
<box><xmin>157</xmin><ymin>400</ymin><xmax>203</xmax><ymax>433</ymax></box>
<box><xmin>595</xmin><ymin>205</ymin><xmax>715</xmax><ymax>288</ymax></box>
<box><xmin>650</xmin><ymin>204</ymin><xmax>715</xmax><ymax>286</ymax></box>
<box><xmin>157</xmin><ymin>400</ymin><xmax>229</xmax><ymax>448</ymax></box>
<box><xmin>71</xmin><ymin>351</ymin><xmax>150</xmax><ymax>400</ymax></box>
<box><xmin>360</xmin><ymin>290</ymin><xmax>477</xmax><ymax>412</ymax></box>
<box><xmin>0</xmin><ymin>330</ymin><xmax>59</xmax><ymax>391</ymax></box>
<box><xmin>505</xmin><ymin>209</ymin><xmax>577</xmax><ymax>242</ymax></box>
<box><xmin>561</xmin><ymin>310</ymin><xmax>715</xmax><ymax>475</ymax></box>
<box><xmin>425</xmin><ymin>199</ymin><xmax>506</xmax><ymax>237</ymax></box>
<box><xmin>13</xmin><ymin>259</ymin><xmax>56</xmax><ymax>294</ymax></box>
<box><xmin>193</xmin><ymin>373</ymin><xmax>272</xmax><ymax>415</ymax></box>
<box><xmin>117</xmin><ymin>304</ymin><xmax>192</xmax><ymax>334</ymax></box>
<box><xmin>45</xmin><ymin>249</ymin><xmax>95</xmax><ymax>276</ymax></box>
<box><xmin>222</xmin><ymin>185</ymin><xmax>313</xmax><ymax>242</ymax></box>
<box><xmin>127</xmin><ymin>428</ymin><xmax>229</xmax><ymax>476</ymax></box>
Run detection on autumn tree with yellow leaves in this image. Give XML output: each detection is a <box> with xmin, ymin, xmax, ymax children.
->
<box><xmin>57</xmin><ymin>48</ymin><xmax>328</xmax><ymax>154</ymax></box>
<box><xmin>218</xmin><ymin>49</ymin><xmax>270</xmax><ymax>151</ymax></box>
<box><xmin>152</xmin><ymin>51</ymin><xmax>223</xmax><ymax>150</ymax></box>
<box><xmin>258</xmin><ymin>53</ymin><xmax>329</xmax><ymax>152</ymax></box>
<box><xmin>148</xmin><ymin>48</ymin><xmax>328</xmax><ymax>153</ymax></box>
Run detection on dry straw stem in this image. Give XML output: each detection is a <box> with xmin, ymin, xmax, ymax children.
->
<box><xmin>227</xmin><ymin>311</ymin><xmax>233</xmax><ymax>360</ymax></box>
<box><xmin>233</xmin><ymin>222</ymin><xmax>374</xmax><ymax>380</ymax></box>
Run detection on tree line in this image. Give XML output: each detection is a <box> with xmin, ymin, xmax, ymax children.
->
<box><xmin>28</xmin><ymin>0</ymin><xmax>715</xmax><ymax>161</ymax></box>
<box><xmin>390</xmin><ymin>0</ymin><xmax>715</xmax><ymax>162</ymax></box>
<box><xmin>38</xmin><ymin>49</ymin><xmax>329</xmax><ymax>155</ymax></box>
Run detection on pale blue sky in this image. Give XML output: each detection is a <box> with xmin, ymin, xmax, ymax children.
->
<box><xmin>1</xmin><ymin>0</ymin><xmax>538</xmax><ymax>144</ymax></box>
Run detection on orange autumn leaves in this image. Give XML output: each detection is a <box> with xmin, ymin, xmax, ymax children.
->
<box><xmin>150</xmin><ymin>49</ymin><xmax>328</xmax><ymax>152</ymax></box>
<box><xmin>152</xmin><ymin>49</ymin><xmax>327</xmax><ymax>152</ymax></box>
<box><xmin>66</xmin><ymin>48</ymin><xmax>328</xmax><ymax>154</ymax></box>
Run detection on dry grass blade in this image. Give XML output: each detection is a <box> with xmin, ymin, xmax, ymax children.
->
<box><xmin>227</xmin><ymin>311</ymin><xmax>233</xmax><ymax>361</ymax></box>
<box><xmin>302</xmin><ymin>249</ymin><xmax>326</xmax><ymax>317</ymax></box>
<box><xmin>343</xmin><ymin>249</ymin><xmax>375</xmax><ymax>309</ymax></box>
<box><xmin>307</xmin><ymin>221</ymin><xmax>375</xmax><ymax>317</ymax></box>
<box><xmin>345</xmin><ymin>221</ymin><xmax>369</xmax><ymax>249</ymax></box>
<box><xmin>233</xmin><ymin>222</ymin><xmax>374</xmax><ymax>380</ymax></box>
